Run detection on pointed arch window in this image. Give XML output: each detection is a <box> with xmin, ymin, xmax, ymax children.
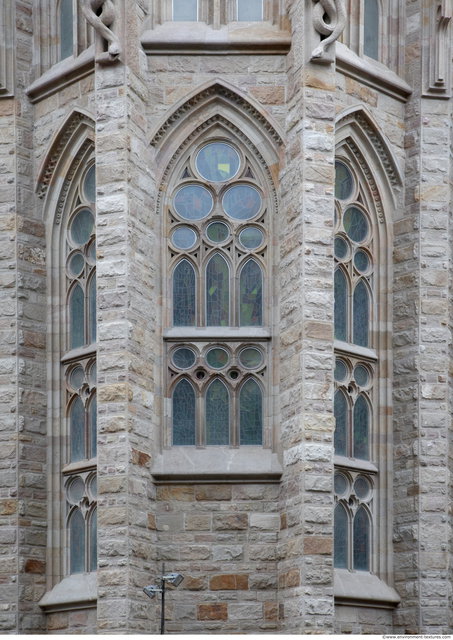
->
<box><xmin>166</xmin><ymin>136</ymin><xmax>271</xmax><ymax>448</ymax></box>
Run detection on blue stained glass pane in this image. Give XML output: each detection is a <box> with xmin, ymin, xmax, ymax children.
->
<box><xmin>239</xmin><ymin>227</ymin><xmax>263</xmax><ymax>250</ymax></box>
<box><xmin>223</xmin><ymin>185</ymin><xmax>262</xmax><ymax>221</ymax></box>
<box><xmin>83</xmin><ymin>166</ymin><xmax>96</xmax><ymax>203</ymax></box>
<box><xmin>89</xmin><ymin>508</ymin><xmax>97</xmax><ymax>572</ymax></box>
<box><xmin>173</xmin><ymin>379</ymin><xmax>196</xmax><ymax>445</ymax></box>
<box><xmin>173</xmin><ymin>260</ymin><xmax>196</xmax><ymax>326</ymax></box>
<box><xmin>353</xmin><ymin>506</ymin><xmax>370</xmax><ymax>571</ymax></box>
<box><xmin>172</xmin><ymin>226</ymin><xmax>197</xmax><ymax>250</ymax></box>
<box><xmin>173</xmin><ymin>0</ymin><xmax>197</xmax><ymax>20</ymax></box>
<box><xmin>172</xmin><ymin>348</ymin><xmax>196</xmax><ymax>369</ymax></box>
<box><xmin>206</xmin><ymin>255</ymin><xmax>229</xmax><ymax>326</ymax></box>
<box><xmin>70</xmin><ymin>284</ymin><xmax>85</xmax><ymax>349</ymax></box>
<box><xmin>353</xmin><ymin>395</ymin><xmax>369</xmax><ymax>460</ymax></box>
<box><xmin>174</xmin><ymin>185</ymin><xmax>213</xmax><ymax>220</ymax></box>
<box><xmin>334</xmin><ymin>269</ymin><xmax>347</xmax><ymax>342</ymax></box>
<box><xmin>196</xmin><ymin>143</ymin><xmax>240</xmax><ymax>182</ymax></box>
<box><xmin>334</xmin><ymin>503</ymin><xmax>348</xmax><ymax>568</ymax></box>
<box><xmin>206</xmin><ymin>380</ymin><xmax>229</xmax><ymax>445</ymax></box>
<box><xmin>69</xmin><ymin>508</ymin><xmax>85</xmax><ymax>574</ymax></box>
<box><xmin>240</xmin><ymin>260</ymin><xmax>262</xmax><ymax>326</ymax></box>
<box><xmin>353</xmin><ymin>280</ymin><xmax>369</xmax><ymax>347</ymax></box>
<box><xmin>70</xmin><ymin>209</ymin><xmax>94</xmax><ymax>246</ymax></box>
<box><xmin>354</xmin><ymin>249</ymin><xmax>370</xmax><ymax>273</ymax></box>
<box><xmin>70</xmin><ymin>396</ymin><xmax>85</xmax><ymax>462</ymax></box>
<box><xmin>334</xmin><ymin>358</ymin><xmax>347</xmax><ymax>382</ymax></box>
<box><xmin>364</xmin><ymin>0</ymin><xmax>379</xmax><ymax>60</ymax></box>
<box><xmin>60</xmin><ymin>0</ymin><xmax>73</xmax><ymax>60</ymax></box>
<box><xmin>334</xmin><ymin>236</ymin><xmax>349</xmax><ymax>260</ymax></box>
<box><xmin>238</xmin><ymin>0</ymin><xmax>263</xmax><ymax>20</ymax></box>
<box><xmin>335</xmin><ymin>161</ymin><xmax>354</xmax><ymax>200</ymax></box>
<box><xmin>89</xmin><ymin>395</ymin><xmax>97</xmax><ymax>458</ymax></box>
<box><xmin>88</xmin><ymin>274</ymin><xmax>96</xmax><ymax>343</ymax></box>
<box><xmin>334</xmin><ymin>389</ymin><xmax>347</xmax><ymax>456</ymax></box>
<box><xmin>240</xmin><ymin>379</ymin><xmax>262</xmax><ymax>445</ymax></box>
<box><xmin>343</xmin><ymin>207</ymin><xmax>368</xmax><ymax>243</ymax></box>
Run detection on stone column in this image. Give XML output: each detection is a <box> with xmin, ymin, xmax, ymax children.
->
<box><xmin>277</xmin><ymin>0</ymin><xmax>336</xmax><ymax>632</ymax></box>
<box><xmin>95</xmin><ymin>0</ymin><xmax>159</xmax><ymax>633</ymax></box>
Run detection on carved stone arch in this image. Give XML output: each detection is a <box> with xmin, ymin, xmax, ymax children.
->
<box><xmin>150</xmin><ymin>79</ymin><xmax>284</xmax><ymax>170</ymax></box>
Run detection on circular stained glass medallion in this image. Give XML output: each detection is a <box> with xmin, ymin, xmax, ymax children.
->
<box><xmin>354</xmin><ymin>475</ymin><xmax>371</xmax><ymax>500</ymax></box>
<box><xmin>171</xmin><ymin>226</ymin><xmax>197</xmax><ymax>250</ymax></box>
<box><xmin>70</xmin><ymin>208</ymin><xmax>94</xmax><ymax>246</ymax></box>
<box><xmin>354</xmin><ymin>249</ymin><xmax>370</xmax><ymax>273</ymax></box>
<box><xmin>334</xmin><ymin>358</ymin><xmax>348</xmax><ymax>382</ymax></box>
<box><xmin>196</xmin><ymin>143</ymin><xmax>240</xmax><ymax>182</ymax></box>
<box><xmin>206</xmin><ymin>221</ymin><xmax>230</xmax><ymax>243</ymax></box>
<box><xmin>83</xmin><ymin>165</ymin><xmax>96</xmax><ymax>203</ymax></box>
<box><xmin>69</xmin><ymin>365</ymin><xmax>85</xmax><ymax>390</ymax></box>
<box><xmin>206</xmin><ymin>347</ymin><xmax>229</xmax><ymax>369</ymax></box>
<box><xmin>334</xmin><ymin>236</ymin><xmax>349</xmax><ymax>260</ymax></box>
<box><xmin>68</xmin><ymin>252</ymin><xmax>85</xmax><ymax>277</ymax></box>
<box><xmin>67</xmin><ymin>476</ymin><xmax>85</xmax><ymax>504</ymax></box>
<box><xmin>173</xmin><ymin>185</ymin><xmax>213</xmax><ymax>220</ymax></box>
<box><xmin>239</xmin><ymin>226</ymin><xmax>264</xmax><ymax>250</ymax></box>
<box><xmin>334</xmin><ymin>472</ymin><xmax>349</xmax><ymax>496</ymax></box>
<box><xmin>172</xmin><ymin>347</ymin><xmax>196</xmax><ymax>369</ymax></box>
<box><xmin>335</xmin><ymin>161</ymin><xmax>354</xmax><ymax>200</ymax></box>
<box><xmin>343</xmin><ymin>207</ymin><xmax>369</xmax><ymax>243</ymax></box>
<box><xmin>238</xmin><ymin>347</ymin><xmax>263</xmax><ymax>369</ymax></box>
<box><xmin>354</xmin><ymin>364</ymin><xmax>369</xmax><ymax>387</ymax></box>
<box><xmin>222</xmin><ymin>185</ymin><xmax>262</xmax><ymax>220</ymax></box>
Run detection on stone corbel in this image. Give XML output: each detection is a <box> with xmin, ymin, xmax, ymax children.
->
<box><xmin>79</xmin><ymin>0</ymin><xmax>121</xmax><ymax>64</ymax></box>
<box><xmin>310</xmin><ymin>0</ymin><xmax>346</xmax><ymax>64</ymax></box>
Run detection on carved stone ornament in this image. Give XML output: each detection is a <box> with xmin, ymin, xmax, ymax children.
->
<box><xmin>79</xmin><ymin>0</ymin><xmax>121</xmax><ymax>64</ymax></box>
<box><xmin>311</xmin><ymin>0</ymin><xmax>346</xmax><ymax>64</ymax></box>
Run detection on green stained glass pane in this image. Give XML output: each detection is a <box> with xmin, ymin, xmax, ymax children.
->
<box><xmin>171</xmin><ymin>226</ymin><xmax>197</xmax><ymax>250</ymax></box>
<box><xmin>239</xmin><ymin>260</ymin><xmax>262</xmax><ymax>326</ymax></box>
<box><xmin>173</xmin><ymin>260</ymin><xmax>196</xmax><ymax>326</ymax></box>
<box><xmin>334</xmin><ymin>236</ymin><xmax>349</xmax><ymax>260</ymax></box>
<box><xmin>206</xmin><ymin>379</ymin><xmax>229</xmax><ymax>445</ymax></box>
<box><xmin>353</xmin><ymin>395</ymin><xmax>369</xmax><ymax>460</ymax></box>
<box><xmin>89</xmin><ymin>508</ymin><xmax>97</xmax><ymax>572</ymax></box>
<box><xmin>173</xmin><ymin>379</ymin><xmax>196</xmax><ymax>445</ymax></box>
<box><xmin>223</xmin><ymin>185</ymin><xmax>262</xmax><ymax>220</ymax></box>
<box><xmin>364</xmin><ymin>0</ymin><xmax>379</xmax><ymax>60</ymax></box>
<box><xmin>353</xmin><ymin>506</ymin><xmax>370</xmax><ymax>571</ymax></box>
<box><xmin>83</xmin><ymin>166</ymin><xmax>96</xmax><ymax>203</ymax></box>
<box><xmin>238</xmin><ymin>0</ymin><xmax>263</xmax><ymax>20</ymax></box>
<box><xmin>173</xmin><ymin>0</ymin><xmax>197</xmax><ymax>20</ymax></box>
<box><xmin>60</xmin><ymin>0</ymin><xmax>73</xmax><ymax>60</ymax></box>
<box><xmin>206</xmin><ymin>254</ymin><xmax>229</xmax><ymax>326</ymax></box>
<box><xmin>353</xmin><ymin>280</ymin><xmax>369</xmax><ymax>347</ymax></box>
<box><xmin>239</xmin><ymin>226</ymin><xmax>263</xmax><ymax>250</ymax></box>
<box><xmin>70</xmin><ymin>396</ymin><xmax>85</xmax><ymax>462</ymax></box>
<box><xmin>71</xmin><ymin>209</ymin><xmax>94</xmax><ymax>246</ymax></box>
<box><xmin>343</xmin><ymin>207</ymin><xmax>368</xmax><ymax>243</ymax></box>
<box><xmin>334</xmin><ymin>389</ymin><xmax>347</xmax><ymax>456</ymax></box>
<box><xmin>68</xmin><ymin>252</ymin><xmax>85</xmax><ymax>277</ymax></box>
<box><xmin>334</xmin><ymin>503</ymin><xmax>348</xmax><ymax>568</ymax></box>
<box><xmin>206</xmin><ymin>348</ymin><xmax>229</xmax><ymax>369</ymax></box>
<box><xmin>334</xmin><ymin>358</ymin><xmax>347</xmax><ymax>382</ymax></box>
<box><xmin>174</xmin><ymin>185</ymin><xmax>213</xmax><ymax>220</ymax></box>
<box><xmin>354</xmin><ymin>249</ymin><xmax>370</xmax><ymax>273</ymax></box>
<box><xmin>196</xmin><ymin>143</ymin><xmax>240</xmax><ymax>182</ymax></box>
<box><xmin>88</xmin><ymin>274</ymin><xmax>96</xmax><ymax>343</ymax></box>
<box><xmin>354</xmin><ymin>364</ymin><xmax>369</xmax><ymax>387</ymax></box>
<box><xmin>70</xmin><ymin>284</ymin><xmax>85</xmax><ymax>349</ymax></box>
<box><xmin>334</xmin><ymin>269</ymin><xmax>347</xmax><ymax>342</ymax></box>
<box><xmin>335</xmin><ymin>161</ymin><xmax>354</xmax><ymax>200</ymax></box>
<box><xmin>239</xmin><ymin>378</ymin><xmax>262</xmax><ymax>445</ymax></box>
<box><xmin>89</xmin><ymin>395</ymin><xmax>97</xmax><ymax>458</ymax></box>
<box><xmin>239</xmin><ymin>347</ymin><xmax>262</xmax><ymax>369</ymax></box>
<box><xmin>206</xmin><ymin>222</ymin><xmax>229</xmax><ymax>243</ymax></box>
<box><xmin>172</xmin><ymin>347</ymin><xmax>196</xmax><ymax>369</ymax></box>
<box><xmin>69</xmin><ymin>508</ymin><xmax>85</xmax><ymax>574</ymax></box>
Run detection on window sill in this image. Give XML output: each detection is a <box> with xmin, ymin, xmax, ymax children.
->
<box><xmin>334</xmin><ymin>455</ymin><xmax>378</xmax><ymax>474</ymax></box>
<box><xmin>164</xmin><ymin>327</ymin><xmax>271</xmax><ymax>341</ymax></box>
<box><xmin>334</xmin><ymin>569</ymin><xmax>400</xmax><ymax>609</ymax></box>
<box><xmin>26</xmin><ymin>46</ymin><xmax>95</xmax><ymax>104</ymax></box>
<box><xmin>336</xmin><ymin>42</ymin><xmax>412</xmax><ymax>103</ymax></box>
<box><xmin>152</xmin><ymin>446</ymin><xmax>282</xmax><ymax>482</ymax></box>
<box><xmin>39</xmin><ymin>572</ymin><xmax>97</xmax><ymax>613</ymax></box>
<box><xmin>141</xmin><ymin>21</ymin><xmax>291</xmax><ymax>55</ymax></box>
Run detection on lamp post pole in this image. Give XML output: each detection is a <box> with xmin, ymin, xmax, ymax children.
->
<box><xmin>160</xmin><ymin>564</ymin><xmax>166</xmax><ymax>635</ymax></box>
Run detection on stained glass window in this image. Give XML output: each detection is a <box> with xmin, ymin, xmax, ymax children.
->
<box><xmin>353</xmin><ymin>395</ymin><xmax>369</xmax><ymax>460</ymax></box>
<box><xmin>240</xmin><ymin>379</ymin><xmax>263</xmax><ymax>444</ymax></box>
<box><xmin>173</xmin><ymin>379</ymin><xmax>196</xmax><ymax>445</ymax></box>
<box><xmin>334</xmin><ymin>503</ymin><xmax>348</xmax><ymax>568</ymax></box>
<box><xmin>364</xmin><ymin>0</ymin><xmax>379</xmax><ymax>60</ymax></box>
<box><xmin>334</xmin><ymin>389</ymin><xmax>348</xmax><ymax>456</ymax></box>
<box><xmin>206</xmin><ymin>380</ymin><xmax>229</xmax><ymax>444</ymax></box>
<box><xmin>239</xmin><ymin>260</ymin><xmax>263</xmax><ymax>326</ymax></box>
<box><xmin>60</xmin><ymin>0</ymin><xmax>74</xmax><ymax>60</ymax></box>
<box><xmin>69</xmin><ymin>508</ymin><xmax>85</xmax><ymax>573</ymax></box>
<box><xmin>173</xmin><ymin>260</ymin><xmax>196</xmax><ymax>326</ymax></box>
<box><xmin>70</xmin><ymin>397</ymin><xmax>85</xmax><ymax>463</ymax></box>
<box><xmin>196</xmin><ymin>143</ymin><xmax>240</xmax><ymax>182</ymax></box>
<box><xmin>70</xmin><ymin>284</ymin><xmax>85</xmax><ymax>349</ymax></box>
<box><xmin>334</xmin><ymin>269</ymin><xmax>347</xmax><ymax>341</ymax></box>
<box><xmin>353</xmin><ymin>280</ymin><xmax>369</xmax><ymax>347</ymax></box>
<box><xmin>353</xmin><ymin>506</ymin><xmax>370</xmax><ymax>570</ymax></box>
<box><xmin>206</xmin><ymin>254</ymin><xmax>229</xmax><ymax>326</ymax></box>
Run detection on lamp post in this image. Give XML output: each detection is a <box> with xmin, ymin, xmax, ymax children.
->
<box><xmin>143</xmin><ymin>564</ymin><xmax>184</xmax><ymax>634</ymax></box>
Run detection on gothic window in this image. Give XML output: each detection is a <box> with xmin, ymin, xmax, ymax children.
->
<box><xmin>62</xmin><ymin>161</ymin><xmax>97</xmax><ymax>574</ymax></box>
<box><xmin>58</xmin><ymin>0</ymin><xmax>94</xmax><ymax>61</ymax></box>
<box><xmin>165</xmin><ymin>136</ymin><xmax>270</xmax><ymax>448</ymax></box>
<box><xmin>333</xmin><ymin>158</ymin><xmax>376</xmax><ymax>572</ymax></box>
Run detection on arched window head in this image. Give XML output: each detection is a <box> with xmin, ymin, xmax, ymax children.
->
<box><xmin>364</xmin><ymin>0</ymin><xmax>379</xmax><ymax>60</ymax></box>
<box><xmin>165</xmin><ymin>127</ymin><xmax>273</xmax><ymax>448</ymax></box>
<box><xmin>66</xmin><ymin>472</ymin><xmax>97</xmax><ymax>574</ymax></box>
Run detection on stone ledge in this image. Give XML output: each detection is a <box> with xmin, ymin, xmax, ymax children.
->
<box><xmin>336</xmin><ymin>42</ymin><xmax>412</xmax><ymax>103</ymax></box>
<box><xmin>141</xmin><ymin>22</ymin><xmax>291</xmax><ymax>55</ymax></box>
<box><xmin>334</xmin><ymin>569</ymin><xmax>401</xmax><ymax>609</ymax></box>
<box><xmin>26</xmin><ymin>46</ymin><xmax>95</xmax><ymax>104</ymax></box>
<box><xmin>152</xmin><ymin>447</ymin><xmax>282</xmax><ymax>482</ymax></box>
<box><xmin>39</xmin><ymin>573</ymin><xmax>97</xmax><ymax>613</ymax></box>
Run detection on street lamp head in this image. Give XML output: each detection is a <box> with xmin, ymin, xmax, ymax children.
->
<box><xmin>162</xmin><ymin>572</ymin><xmax>184</xmax><ymax>587</ymax></box>
<box><xmin>143</xmin><ymin>585</ymin><xmax>160</xmax><ymax>599</ymax></box>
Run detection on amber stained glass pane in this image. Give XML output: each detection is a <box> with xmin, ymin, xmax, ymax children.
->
<box><xmin>206</xmin><ymin>379</ymin><xmax>229</xmax><ymax>444</ymax></box>
<box><xmin>206</xmin><ymin>255</ymin><xmax>229</xmax><ymax>326</ymax></box>
<box><xmin>173</xmin><ymin>260</ymin><xmax>196</xmax><ymax>326</ymax></box>
<box><xmin>240</xmin><ymin>379</ymin><xmax>262</xmax><ymax>444</ymax></box>
<box><xmin>239</xmin><ymin>260</ymin><xmax>262</xmax><ymax>326</ymax></box>
<box><xmin>172</xmin><ymin>379</ymin><xmax>196</xmax><ymax>445</ymax></box>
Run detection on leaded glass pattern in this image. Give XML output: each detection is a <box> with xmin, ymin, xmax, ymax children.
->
<box><xmin>65</xmin><ymin>472</ymin><xmax>97</xmax><ymax>574</ymax></box>
<box><xmin>166</xmin><ymin>135</ymin><xmax>271</xmax><ymax>449</ymax></box>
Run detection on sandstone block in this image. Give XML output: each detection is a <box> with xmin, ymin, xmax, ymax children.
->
<box><xmin>213</xmin><ymin>513</ymin><xmax>248</xmax><ymax>530</ymax></box>
<box><xmin>197</xmin><ymin>603</ymin><xmax>228</xmax><ymax>621</ymax></box>
<box><xmin>209</xmin><ymin>574</ymin><xmax>248</xmax><ymax>590</ymax></box>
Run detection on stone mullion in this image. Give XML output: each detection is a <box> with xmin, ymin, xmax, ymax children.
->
<box><xmin>95</xmin><ymin>1</ymin><xmax>157</xmax><ymax>633</ymax></box>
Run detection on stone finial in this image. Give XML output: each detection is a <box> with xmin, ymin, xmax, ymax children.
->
<box><xmin>79</xmin><ymin>0</ymin><xmax>121</xmax><ymax>64</ymax></box>
<box><xmin>310</xmin><ymin>0</ymin><xmax>346</xmax><ymax>64</ymax></box>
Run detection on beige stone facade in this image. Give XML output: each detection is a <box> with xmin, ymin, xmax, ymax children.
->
<box><xmin>0</xmin><ymin>0</ymin><xmax>452</xmax><ymax>634</ymax></box>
